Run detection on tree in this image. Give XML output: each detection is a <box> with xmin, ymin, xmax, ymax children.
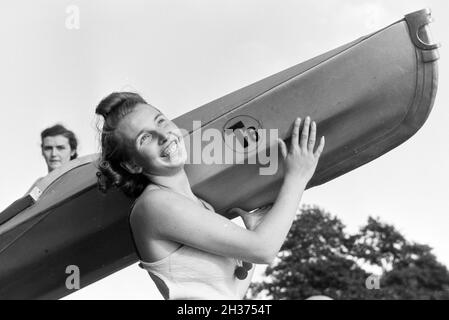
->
<box><xmin>355</xmin><ymin>218</ymin><xmax>449</xmax><ymax>299</ymax></box>
<box><xmin>247</xmin><ymin>206</ymin><xmax>449</xmax><ymax>300</ymax></box>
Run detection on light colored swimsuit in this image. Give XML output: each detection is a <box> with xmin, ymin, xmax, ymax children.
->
<box><xmin>133</xmin><ymin>185</ymin><xmax>243</xmax><ymax>300</ymax></box>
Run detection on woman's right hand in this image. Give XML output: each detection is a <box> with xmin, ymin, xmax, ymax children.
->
<box><xmin>277</xmin><ymin>116</ymin><xmax>325</xmax><ymax>184</ymax></box>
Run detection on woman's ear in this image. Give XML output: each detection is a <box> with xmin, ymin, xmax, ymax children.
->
<box><xmin>120</xmin><ymin>161</ymin><xmax>143</xmax><ymax>174</ymax></box>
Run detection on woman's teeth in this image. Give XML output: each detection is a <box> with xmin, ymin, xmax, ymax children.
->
<box><xmin>162</xmin><ymin>141</ymin><xmax>178</xmax><ymax>157</ymax></box>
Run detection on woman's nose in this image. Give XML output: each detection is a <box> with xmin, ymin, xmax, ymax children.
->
<box><xmin>158</xmin><ymin>131</ymin><xmax>170</xmax><ymax>145</ymax></box>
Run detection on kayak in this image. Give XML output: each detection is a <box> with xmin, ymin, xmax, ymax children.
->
<box><xmin>0</xmin><ymin>8</ymin><xmax>439</xmax><ymax>299</ymax></box>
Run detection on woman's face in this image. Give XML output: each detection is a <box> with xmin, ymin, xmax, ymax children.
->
<box><xmin>116</xmin><ymin>103</ymin><xmax>187</xmax><ymax>176</ymax></box>
<box><xmin>41</xmin><ymin>135</ymin><xmax>75</xmax><ymax>172</ymax></box>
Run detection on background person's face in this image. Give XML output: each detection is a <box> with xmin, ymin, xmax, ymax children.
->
<box><xmin>41</xmin><ymin>135</ymin><xmax>74</xmax><ymax>172</ymax></box>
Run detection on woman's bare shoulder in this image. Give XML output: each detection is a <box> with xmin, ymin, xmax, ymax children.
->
<box><xmin>131</xmin><ymin>185</ymin><xmax>161</xmax><ymax>215</ymax></box>
<box><xmin>129</xmin><ymin>187</ymin><xmax>182</xmax><ymax>257</ymax></box>
<box><xmin>130</xmin><ymin>185</ymin><xmax>183</xmax><ymax>223</ymax></box>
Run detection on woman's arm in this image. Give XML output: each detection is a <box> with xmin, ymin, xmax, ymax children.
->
<box><xmin>252</xmin><ymin>116</ymin><xmax>325</xmax><ymax>262</ymax></box>
<box><xmin>131</xmin><ymin>117</ymin><xmax>324</xmax><ymax>264</ymax></box>
<box><xmin>132</xmin><ymin>191</ymin><xmax>275</xmax><ymax>264</ymax></box>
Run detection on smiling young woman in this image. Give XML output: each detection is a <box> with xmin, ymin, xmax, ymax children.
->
<box><xmin>95</xmin><ymin>91</ymin><xmax>325</xmax><ymax>300</ymax></box>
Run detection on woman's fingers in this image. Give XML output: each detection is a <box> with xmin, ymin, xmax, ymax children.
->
<box><xmin>308</xmin><ymin>121</ymin><xmax>316</xmax><ymax>152</ymax></box>
<box><xmin>314</xmin><ymin>136</ymin><xmax>325</xmax><ymax>158</ymax></box>
<box><xmin>278</xmin><ymin>138</ymin><xmax>287</xmax><ymax>159</ymax></box>
<box><xmin>290</xmin><ymin>117</ymin><xmax>301</xmax><ymax>153</ymax></box>
<box><xmin>300</xmin><ymin>116</ymin><xmax>311</xmax><ymax>150</ymax></box>
<box><xmin>286</xmin><ymin>116</ymin><xmax>322</xmax><ymax>156</ymax></box>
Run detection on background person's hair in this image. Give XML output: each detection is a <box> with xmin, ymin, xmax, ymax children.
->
<box><xmin>41</xmin><ymin>124</ymin><xmax>78</xmax><ymax>160</ymax></box>
<box><xmin>95</xmin><ymin>92</ymin><xmax>150</xmax><ymax>198</ymax></box>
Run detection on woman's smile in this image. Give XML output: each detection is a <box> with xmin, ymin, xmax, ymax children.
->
<box><xmin>161</xmin><ymin>137</ymin><xmax>180</xmax><ymax>158</ymax></box>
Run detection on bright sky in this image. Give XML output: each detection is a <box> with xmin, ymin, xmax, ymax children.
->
<box><xmin>0</xmin><ymin>0</ymin><xmax>448</xmax><ymax>299</ymax></box>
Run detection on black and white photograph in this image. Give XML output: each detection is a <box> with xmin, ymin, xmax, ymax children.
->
<box><xmin>0</xmin><ymin>0</ymin><xmax>447</xmax><ymax>302</ymax></box>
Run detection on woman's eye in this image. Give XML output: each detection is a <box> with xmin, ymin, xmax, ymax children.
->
<box><xmin>157</xmin><ymin>118</ymin><xmax>166</xmax><ymax>125</ymax></box>
<box><xmin>140</xmin><ymin>133</ymin><xmax>153</xmax><ymax>144</ymax></box>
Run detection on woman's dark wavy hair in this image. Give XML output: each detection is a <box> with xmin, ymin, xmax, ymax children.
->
<box><xmin>95</xmin><ymin>92</ymin><xmax>150</xmax><ymax>198</ymax></box>
<box><xmin>41</xmin><ymin>124</ymin><xmax>78</xmax><ymax>160</ymax></box>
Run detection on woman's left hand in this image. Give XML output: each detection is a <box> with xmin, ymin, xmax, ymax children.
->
<box><xmin>227</xmin><ymin>205</ymin><xmax>272</xmax><ymax>231</ymax></box>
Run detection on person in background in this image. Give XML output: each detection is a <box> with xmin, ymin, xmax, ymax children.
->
<box><xmin>40</xmin><ymin>124</ymin><xmax>78</xmax><ymax>173</ymax></box>
<box><xmin>26</xmin><ymin>124</ymin><xmax>78</xmax><ymax>194</ymax></box>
